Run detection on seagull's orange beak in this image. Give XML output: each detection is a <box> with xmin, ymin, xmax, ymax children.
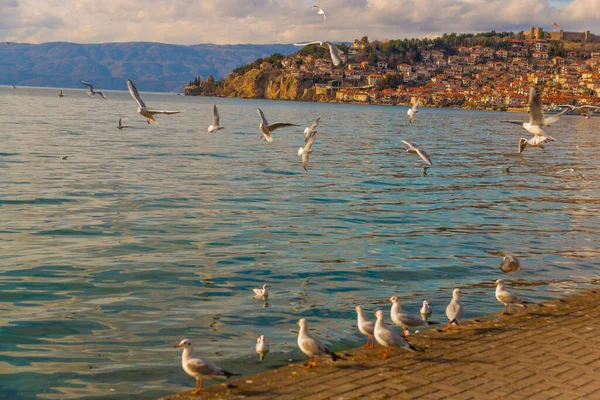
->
<box><xmin>174</xmin><ymin>343</ymin><xmax>182</xmax><ymax>348</ymax></box>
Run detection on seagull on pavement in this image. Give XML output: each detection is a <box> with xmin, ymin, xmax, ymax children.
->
<box><xmin>444</xmin><ymin>288</ymin><xmax>466</xmax><ymax>331</ymax></box>
<box><xmin>208</xmin><ymin>105</ymin><xmax>224</xmax><ymax>133</ymax></box>
<box><xmin>294</xmin><ymin>41</ymin><xmax>344</xmax><ymax>66</ymax></box>
<box><xmin>407</xmin><ymin>100</ymin><xmax>420</xmax><ymax>124</ymax></box>
<box><xmin>495</xmin><ymin>279</ymin><xmax>529</xmax><ymax>315</ymax></box>
<box><xmin>355</xmin><ymin>306</ymin><xmax>375</xmax><ymax>349</ymax></box>
<box><xmin>298</xmin><ymin>131</ymin><xmax>317</xmax><ymax>171</ymax></box>
<box><xmin>304</xmin><ymin>117</ymin><xmax>320</xmax><ymax>142</ymax></box>
<box><xmin>127</xmin><ymin>79</ymin><xmax>183</xmax><ymax>125</ymax></box>
<box><xmin>373</xmin><ymin>310</ymin><xmax>423</xmax><ymax>360</ymax></box>
<box><xmin>174</xmin><ymin>338</ymin><xmax>238</xmax><ymax>395</ymax></box>
<box><xmin>402</xmin><ymin>140</ymin><xmax>432</xmax><ymax>166</ymax></box>
<box><xmin>257</xmin><ymin>108</ymin><xmax>297</xmax><ymax>142</ymax></box>
<box><xmin>313</xmin><ymin>6</ymin><xmax>327</xmax><ymax>24</ymax></box>
<box><xmin>80</xmin><ymin>81</ymin><xmax>107</xmax><ymax>99</ymax></box>
<box><xmin>390</xmin><ymin>296</ymin><xmax>436</xmax><ymax>336</ymax></box>
<box><xmin>297</xmin><ymin>318</ymin><xmax>344</xmax><ymax>368</ymax></box>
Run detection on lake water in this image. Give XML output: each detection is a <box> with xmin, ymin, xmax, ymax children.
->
<box><xmin>0</xmin><ymin>86</ymin><xmax>598</xmax><ymax>399</ymax></box>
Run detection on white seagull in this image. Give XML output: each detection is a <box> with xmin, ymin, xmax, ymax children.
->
<box><xmin>313</xmin><ymin>5</ymin><xmax>327</xmax><ymax>24</ymax></box>
<box><xmin>257</xmin><ymin>108</ymin><xmax>297</xmax><ymax>142</ymax></box>
<box><xmin>294</xmin><ymin>41</ymin><xmax>344</xmax><ymax>66</ymax></box>
<box><xmin>298</xmin><ymin>131</ymin><xmax>317</xmax><ymax>171</ymax></box>
<box><xmin>389</xmin><ymin>296</ymin><xmax>435</xmax><ymax>336</ymax></box>
<box><xmin>373</xmin><ymin>310</ymin><xmax>423</xmax><ymax>360</ymax></box>
<box><xmin>420</xmin><ymin>300</ymin><xmax>432</xmax><ymax>320</ymax></box>
<box><xmin>127</xmin><ymin>79</ymin><xmax>184</xmax><ymax>125</ymax></box>
<box><xmin>444</xmin><ymin>288</ymin><xmax>466</xmax><ymax>331</ymax></box>
<box><xmin>402</xmin><ymin>140</ymin><xmax>432</xmax><ymax>166</ymax></box>
<box><xmin>174</xmin><ymin>338</ymin><xmax>238</xmax><ymax>394</ymax></box>
<box><xmin>252</xmin><ymin>284</ymin><xmax>271</xmax><ymax>299</ymax></box>
<box><xmin>407</xmin><ymin>100</ymin><xmax>420</xmax><ymax>124</ymax></box>
<box><xmin>498</xmin><ymin>251</ymin><xmax>521</xmax><ymax>273</ymax></box>
<box><xmin>495</xmin><ymin>279</ymin><xmax>529</xmax><ymax>315</ymax></box>
<box><xmin>256</xmin><ymin>335</ymin><xmax>270</xmax><ymax>361</ymax></box>
<box><xmin>297</xmin><ymin>318</ymin><xmax>344</xmax><ymax>368</ymax></box>
<box><xmin>208</xmin><ymin>104</ymin><xmax>224</xmax><ymax>133</ymax></box>
<box><xmin>355</xmin><ymin>305</ymin><xmax>375</xmax><ymax>349</ymax></box>
<box><xmin>304</xmin><ymin>117</ymin><xmax>320</xmax><ymax>142</ymax></box>
<box><xmin>501</xmin><ymin>87</ymin><xmax>568</xmax><ymax>153</ymax></box>
<box><xmin>80</xmin><ymin>81</ymin><xmax>107</xmax><ymax>99</ymax></box>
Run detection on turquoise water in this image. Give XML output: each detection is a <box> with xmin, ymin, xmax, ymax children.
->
<box><xmin>0</xmin><ymin>86</ymin><xmax>599</xmax><ymax>399</ymax></box>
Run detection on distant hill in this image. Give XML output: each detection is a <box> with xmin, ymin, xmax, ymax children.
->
<box><xmin>0</xmin><ymin>42</ymin><xmax>298</xmax><ymax>92</ymax></box>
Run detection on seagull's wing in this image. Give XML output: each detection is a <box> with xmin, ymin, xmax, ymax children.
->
<box><xmin>416</xmin><ymin>148</ymin><xmax>432</xmax><ymax>166</ymax></box>
<box><xmin>308</xmin><ymin>117</ymin><xmax>320</xmax><ymax>132</ymax></box>
<box><xmin>364</xmin><ymin>320</ymin><xmax>375</xmax><ymax>335</ymax></box>
<box><xmin>97</xmin><ymin>91</ymin><xmax>107</xmax><ymax>100</ymax></box>
<box><xmin>412</xmin><ymin>100</ymin><xmax>420</xmax><ymax>111</ymax></box>
<box><xmin>127</xmin><ymin>79</ymin><xmax>147</xmax><ymax>110</ymax></box>
<box><xmin>446</xmin><ymin>302</ymin><xmax>459</xmax><ymax>321</ymax></box>
<box><xmin>528</xmin><ymin>87</ymin><xmax>545</xmax><ymax>126</ymax></box>
<box><xmin>267</xmin><ymin>122</ymin><xmax>298</xmax><ymax>131</ymax></box>
<box><xmin>293</xmin><ymin>41</ymin><xmax>323</xmax><ymax>47</ymax></box>
<box><xmin>80</xmin><ymin>81</ymin><xmax>93</xmax><ymax>89</ymax></box>
<box><xmin>497</xmin><ymin>290</ymin><xmax>520</xmax><ymax>305</ymax></box>
<box><xmin>324</xmin><ymin>13</ymin><xmax>327</xmax><ymax>24</ymax></box>
<box><xmin>544</xmin><ymin>107</ymin><xmax>570</xmax><ymax>125</ymax></box>
<box><xmin>252</xmin><ymin>288</ymin><xmax>262</xmax><ymax>295</ymax></box>
<box><xmin>302</xmin><ymin>133</ymin><xmax>317</xmax><ymax>171</ymax></box>
<box><xmin>401</xmin><ymin>140</ymin><xmax>414</xmax><ymax>148</ymax></box>
<box><xmin>580</xmin><ymin>105</ymin><xmax>600</xmax><ymax>110</ymax></box>
<box><xmin>409</xmin><ymin>112</ymin><xmax>416</xmax><ymax>124</ymax></box>
<box><xmin>500</xmin><ymin>120</ymin><xmax>524</xmax><ymax>125</ymax></box>
<box><xmin>323</xmin><ymin>41</ymin><xmax>343</xmax><ymax>66</ymax></box>
<box><xmin>147</xmin><ymin>110</ymin><xmax>183</xmax><ymax>115</ymax></box>
<box><xmin>213</xmin><ymin>104</ymin><xmax>220</xmax><ymax>126</ymax></box>
<box><xmin>118</xmin><ymin>118</ymin><xmax>122</xmax><ymax>127</ymax></box>
<box><xmin>186</xmin><ymin>358</ymin><xmax>220</xmax><ymax>376</ymax></box>
<box><xmin>257</xmin><ymin>108</ymin><xmax>269</xmax><ymax>126</ymax></box>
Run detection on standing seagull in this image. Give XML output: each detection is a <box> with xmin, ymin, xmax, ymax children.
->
<box><xmin>294</xmin><ymin>41</ymin><xmax>344</xmax><ymax>66</ymax></box>
<box><xmin>304</xmin><ymin>117</ymin><xmax>320</xmax><ymax>142</ymax></box>
<box><xmin>389</xmin><ymin>296</ymin><xmax>435</xmax><ymax>336</ymax></box>
<box><xmin>127</xmin><ymin>79</ymin><xmax>183</xmax><ymax>124</ymax></box>
<box><xmin>296</xmin><ymin>318</ymin><xmax>344</xmax><ymax>368</ymax></box>
<box><xmin>402</xmin><ymin>140</ymin><xmax>432</xmax><ymax>166</ymax></box>
<box><xmin>495</xmin><ymin>279</ymin><xmax>529</xmax><ymax>315</ymax></box>
<box><xmin>117</xmin><ymin>118</ymin><xmax>130</xmax><ymax>130</ymax></box>
<box><xmin>407</xmin><ymin>100</ymin><xmax>420</xmax><ymax>124</ymax></box>
<box><xmin>355</xmin><ymin>306</ymin><xmax>375</xmax><ymax>349</ymax></box>
<box><xmin>80</xmin><ymin>81</ymin><xmax>107</xmax><ymax>99</ymax></box>
<box><xmin>444</xmin><ymin>288</ymin><xmax>465</xmax><ymax>331</ymax></box>
<box><xmin>208</xmin><ymin>105</ymin><xmax>224</xmax><ymax>133</ymax></box>
<box><xmin>298</xmin><ymin>131</ymin><xmax>317</xmax><ymax>171</ymax></box>
<box><xmin>313</xmin><ymin>6</ymin><xmax>327</xmax><ymax>24</ymax></box>
<box><xmin>373</xmin><ymin>310</ymin><xmax>423</xmax><ymax>360</ymax></box>
<box><xmin>257</xmin><ymin>108</ymin><xmax>297</xmax><ymax>142</ymax></box>
<box><xmin>174</xmin><ymin>339</ymin><xmax>238</xmax><ymax>394</ymax></box>
<box><xmin>501</xmin><ymin>87</ymin><xmax>568</xmax><ymax>153</ymax></box>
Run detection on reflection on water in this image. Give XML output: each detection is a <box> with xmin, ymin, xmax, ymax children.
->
<box><xmin>0</xmin><ymin>86</ymin><xmax>599</xmax><ymax>399</ymax></box>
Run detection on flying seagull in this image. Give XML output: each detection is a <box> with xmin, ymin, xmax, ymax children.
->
<box><xmin>298</xmin><ymin>131</ymin><xmax>317</xmax><ymax>171</ymax></box>
<box><xmin>208</xmin><ymin>105</ymin><xmax>224</xmax><ymax>133</ymax></box>
<box><xmin>501</xmin><ymin>87</ymin><xmax>568</xmax><ymax>153</ymax></box>
<box><xmin>402</xmin><ymin>140</ymin><xmax>432</xmax><ymax>166</ymax></box>
<box><xmin>407</xmin><ymin>100</ymin><xmax>420</xmax><ymax>124</ymax></box>
<box><xmin>304</xmin><ymin>117</ymin><xmax>320</xmax><ymax>142</ymax></box>
<box><xmin>174</xmin><ymin>338</ymin><xmax>239</xmax><ymax>394</ymax></box>
<box><xmin>127</xmin><ymin>79</ymin><xmax>183</xmax><ymax>125</ymax></box>
<box><xmin>498</xmin><ymin>251</ymin><xmax>521</xmax><ymax>273</ymax></box>
<box><xmin>257</xmin><ymin>108</ymin><xmax>297</xmax><ymax>142</ymax></box>
<box><xmin>294</xmin><ymin>41</ymin><xmax>344</xmax><ymax>66</ymax></box>
<box><xmin>297</xmin><ymin>318</ymin><xmax>344</xmax><ymax>368</ymax></box>
<box><xmin>117</xmin><ymin>118</ymin><xmax>130</xmax><ymax>130</ymax></box>
<box><xmin>80</xmin><ymin>81</ymin><xmax>107</xmax><ymax>99</ymax></box>
<box><xmin>313</xmin><ymin>6</ymin><xmax>327</xmax><ymax>24</ymax></box>
<box><xmin>556</xmin><ymin>168</ymin><xmax>585</xmax><ymax>180</ymax></box>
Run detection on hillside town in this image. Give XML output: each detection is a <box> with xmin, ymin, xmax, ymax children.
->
<box><xmin>189</xmin><ymin>28</ymin><xmax>600</xmax><ymax>111</ymax></box>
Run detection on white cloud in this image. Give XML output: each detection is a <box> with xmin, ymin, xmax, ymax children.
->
<box><xmin>1</xmin><ymin>0</ymin><xmax>598</xmax><ymax>44</ymax></box>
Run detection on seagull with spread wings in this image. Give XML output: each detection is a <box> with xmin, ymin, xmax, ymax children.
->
<box><xmin>407</xmin><ymin>99</ymin><xmax>420</xmax><ymax>124</ymax></box>
<box><xmin>127</xmin><ymin>79</ymin><xmax>183</xmax><ymax>124</ymax></box>
<box><xmin>257</xmin><ymin>108</ymin><xmax>297</xmax><ymax>142</ymax></box>
<box><xmin>298</xmin><ymin>130</ymin><xmax>317</xmax><ymax>171</ymax></box>
<box><xmin>208</xmin><ymin>105</ymin><xmax>224</xmax><ymax>133</ymax></box>
<box><xmin>294</xmin><ymin>41</ymin><xmax>344</xmax><ymax>66</ymax></box>
<box><xmin>304</xmin><ymin>117</ymin><xmax>320</xmax><ymax>142</ymax></box>
<box><xmin>80</xmin><ymin>81</ymin><xmax>107</xmax><ymax>99</ymax></box>
<box><xmin>402</xmin><ymin>140</ymin><xmax>432</xmax><ymax>166</ymax></box>
<box><xmin>313</xmin><ymin>6</ymin><xmax>327</xmax><ymax>24</ymax></box>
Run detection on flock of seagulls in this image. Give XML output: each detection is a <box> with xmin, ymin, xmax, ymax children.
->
<box><xmin>173</xmin><ymin>251</ymin><xmax>530</xmax><ymax>393</ymax></box>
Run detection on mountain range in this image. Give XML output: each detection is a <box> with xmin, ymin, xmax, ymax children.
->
<box><xmin>0</xmin><ymin>41</ymin><xmax>298</xmax><ymax>92</ymax></box>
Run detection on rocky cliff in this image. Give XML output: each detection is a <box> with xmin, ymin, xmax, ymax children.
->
<box><xmin>185</xmin><ymin>69</ymin><xmax>316</xmax><ymax>101</ymax></box>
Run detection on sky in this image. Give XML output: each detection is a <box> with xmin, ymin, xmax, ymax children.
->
<box><xmin>1</xmin><ymin>0</ymin><xmax>599</xmax><ymax>45</ymax></box>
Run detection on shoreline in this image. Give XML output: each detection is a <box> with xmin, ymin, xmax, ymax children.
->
<box><xmin>160</xmin><ymin>287</ymin><xmax>600</xmax><ymax>400</ymax></box>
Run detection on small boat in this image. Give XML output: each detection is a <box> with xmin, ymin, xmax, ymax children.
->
<box><xmin>58</xmin><ymin>90</ymin><xmax>64</xmax><ymax>97</ymax></box>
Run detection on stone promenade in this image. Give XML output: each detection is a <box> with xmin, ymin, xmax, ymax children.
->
<box><xmin>161</xmin><ymin>289</ymin><xmax>600</xmax><ymax>400</ymax></box>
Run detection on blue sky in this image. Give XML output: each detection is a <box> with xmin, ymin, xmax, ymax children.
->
<box><xmin>1</xmin><ymin>0</ymin><xmax>598</xmax><ymax>44</ymax></box>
